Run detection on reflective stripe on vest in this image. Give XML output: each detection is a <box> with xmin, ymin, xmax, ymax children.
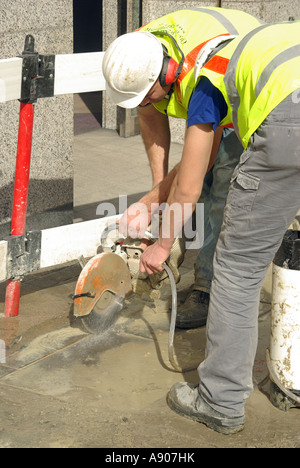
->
<box><xmin>255</xmin><ymin>44</ymin><xmax>300</xmax><ymax>97</ymax></box>
<box><xmin>189</xmin><ymin>7</ymin><xmax>239</xmax><ymax>35</ymax></box>
<box><xmin>223</xmin><ymin>24</ymin><xmax>271</xmax><ymax>139</ymax></box>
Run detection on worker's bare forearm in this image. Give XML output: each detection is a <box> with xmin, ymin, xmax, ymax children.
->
<box><xmin>139</xmin><ymin>162</ymin><xmax>180</xmax><ymax>210</ymax></box>
<box><xmin>138</xmin><ymin>105</ymin><xmax>171</xmax><ymax>186</ymax></box>
<box><xmin>158</xmin><ymin>123</ymin><xmax>218</xmax><ymax>251</ymax></box>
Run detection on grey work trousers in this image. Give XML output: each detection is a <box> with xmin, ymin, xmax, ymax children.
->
<box><xmin>198</xmin><ymin>92</ymin><xmax>300</xmax><ymax>418</ymax></box>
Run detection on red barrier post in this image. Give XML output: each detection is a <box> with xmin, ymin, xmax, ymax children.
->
<box><xmin>4</xmin><ymin>102</ymin><xmax>35</xmax><ymax>317</ymax></box>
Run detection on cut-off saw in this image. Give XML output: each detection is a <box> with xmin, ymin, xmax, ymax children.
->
<box><xmin>72</xmin><ymin>223</ymin><xmax>194</xmax><ymax>372</ymax></box>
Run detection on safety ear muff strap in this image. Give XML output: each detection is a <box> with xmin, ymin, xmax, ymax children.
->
<box><xmin>150</xmin><ymin>30</ymin><xmax>185</xmax><ymax>86</ymax></box>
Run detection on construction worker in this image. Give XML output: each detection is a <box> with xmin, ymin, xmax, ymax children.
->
<box><xmin>103</xmin><ymin>20</ymin><xmax>300</xmax><ymax>434</ymax></box>
<box><xmin>103</xmin><ymin>7</ymin><xmax>263</xmax><ymax>329</ymax></box>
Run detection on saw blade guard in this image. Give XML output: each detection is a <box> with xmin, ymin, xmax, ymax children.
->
<box><xmin>73</xmin><ymin>251</ymin><xmax>132</xmax><ymax>318</ymax></box>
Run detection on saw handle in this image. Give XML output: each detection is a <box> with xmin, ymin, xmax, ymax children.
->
<box><xmin>101</xmin><ymin>222</ymin><xmax>155</xmax><ymax>247</ymax></box>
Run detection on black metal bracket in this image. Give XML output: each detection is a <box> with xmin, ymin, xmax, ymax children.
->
<box><xmin>20</xmin><ymin>35</ymin><xmax>55</xmax><ymax>103</ymax></box>
<box><xmin>6</xmin><ymin>231</ymin><xmax>42</xmax><ymax>280</ymax></box>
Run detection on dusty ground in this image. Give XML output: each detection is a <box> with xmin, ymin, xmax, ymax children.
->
<box><xmin>0</xmin><ymin>249</ymin><xmax>299</xmax><ymax>449</ymax></box>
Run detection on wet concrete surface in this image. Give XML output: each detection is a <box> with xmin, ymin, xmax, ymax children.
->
<box><xmin>0</xmin><ymin>248</ymin><xmax>299</xmax><ymax>448</ymax></box>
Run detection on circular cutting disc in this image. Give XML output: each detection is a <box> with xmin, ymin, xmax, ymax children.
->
<box><xmin>81</xmin><ymin>290</ymin><xmax>125</xmax><ymax>334</ymax></box>
<box><xmin>73</xmin><ymin>252</ymin><xmax>132</xmax><ymax>334</ymax></box>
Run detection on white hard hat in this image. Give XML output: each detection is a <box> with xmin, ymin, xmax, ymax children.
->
<box><xmin>102</xmin><ymin>31</ymin><xmax>164</xmax><ymax>109</ymax></box>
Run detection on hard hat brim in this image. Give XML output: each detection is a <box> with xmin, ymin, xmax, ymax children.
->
<box><xmin>105</xmin><ymin>80</ymin><xmax>156</xmax><ymax>109</ymax></box>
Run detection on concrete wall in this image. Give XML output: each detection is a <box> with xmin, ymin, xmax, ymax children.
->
<box><xmin>0</xmin><ymin>0</ymin><xmax>73</xmax><ymax>240</ymax></box>
<box><xmin>142</xmin><ymin>0</ymin><xmax>300</xmax><ymax>23</ymax></box>
<box><xmin>102</xmin><ymin>0</ymin><xmax>118</xmax><ymax>131</ymax></box>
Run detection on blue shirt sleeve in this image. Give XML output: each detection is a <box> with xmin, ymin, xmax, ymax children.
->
<box><xmin>187</xmin><ymin>77</ymin><xmax>228</xmax><ymax>132</ymax></box>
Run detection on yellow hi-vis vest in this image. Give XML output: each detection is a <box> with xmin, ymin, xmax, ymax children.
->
<box><xmin>199</xmin><ymin>22</ymin><xmax>300</xmax><ymax>148</ymax></box>
<box><xmin>138</xmin><ymin>7</ymin><xmax>263</xmax><ymax>120</ymax></box>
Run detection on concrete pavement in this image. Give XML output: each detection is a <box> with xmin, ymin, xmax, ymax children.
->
<box><xmin>0</xmin><ymin>96</ymin><xmax>299</xmax><ymax>448</ymax></box>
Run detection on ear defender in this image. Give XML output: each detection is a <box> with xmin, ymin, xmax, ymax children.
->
<box><xmin>151</xmin><ymin>31</ymin><xmax>185</xmax><ymax>88</ymax></box>
<box><xmin>159</xmin><ymin>55</ymin><xmax>180</xmax><ymax>87</ymax></box>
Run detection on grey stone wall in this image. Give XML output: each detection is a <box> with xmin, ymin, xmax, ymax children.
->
<box><xmin>102</xmin><ymin>0</ymin><xmax>118</xmax><ymax>131</ymax></box>
<box><xmin>222</xmin><ymin>0</ymin><xmax>300</xmax><ymax>22</ymax></box>
<box><xmin>142</xmin><ymin>0</ymin><xmax>300</xmax><ymax>23</ymax></box>
<box><xmin>0</xmin><ymin>0</ymin><xmax>73</xmax><ymax>240</ymax></box>
<box><xmin>102</xmin><ymin>0</ymin><xmax>142</xmax><ymax>136</ymax></box>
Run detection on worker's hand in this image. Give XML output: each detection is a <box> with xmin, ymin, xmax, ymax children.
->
<box><xmin>118</xmin><ymin>202</ymin><xmax>151</xmax><ymax>239</ymax></box>
<box><xmin>140</xmin><ymin>241</ymin><xmax>170</xmax><ymax>275</ymax></box>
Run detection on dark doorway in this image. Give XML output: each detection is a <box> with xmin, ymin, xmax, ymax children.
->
<box><xmin>73</xmin><ymin>0</ymin><xmax>103</xmax><ymax>133</ymax></box>
<box><xmin>73</xmin><ymin>0</ymin><xmax>102</xmax><ymax>53</ymax></box>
